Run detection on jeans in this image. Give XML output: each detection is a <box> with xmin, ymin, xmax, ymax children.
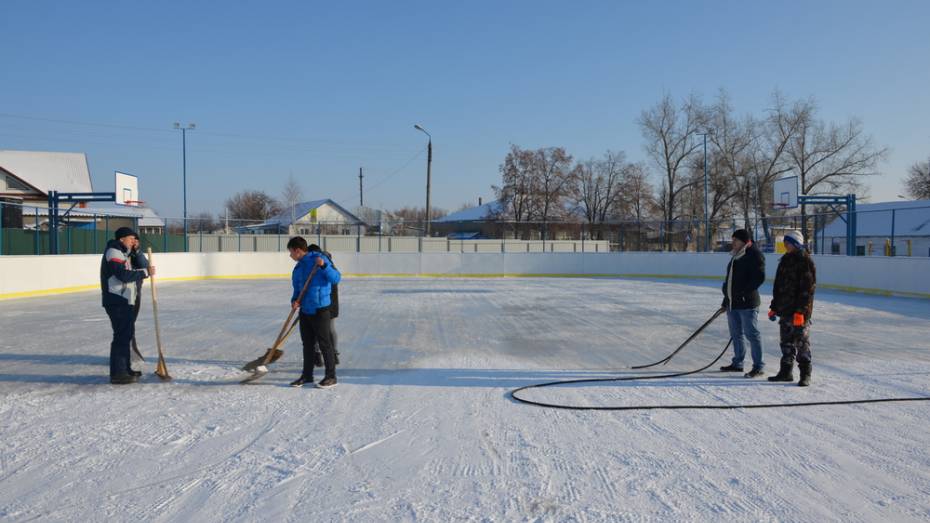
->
<box><xmin>105</xmin><ymin>303</ymin><xmax>135</xmax><ymax>377</ymax></box>
<box><xmin>727</xmin><ymin>308</ymin><xmax>765</xmax><ymax>370</ymax></box>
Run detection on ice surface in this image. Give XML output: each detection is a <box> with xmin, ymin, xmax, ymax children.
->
<box><xmin>1</xmin><ymin>277</ymin><xmax>929</xmax><ymax>521</ymax></box>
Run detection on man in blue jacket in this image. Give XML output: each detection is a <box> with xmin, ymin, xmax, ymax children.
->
<box><xmin>100</xmin><ymin>227</ymin><xmax>153</xmax><ymax>384</ymax></box>
<box><xmin>287</xmin><ymin>236</ymin><xmax>341</xmax><ymax>388</ymax></box>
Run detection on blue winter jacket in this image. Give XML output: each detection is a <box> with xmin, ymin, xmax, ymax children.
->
<box><xmin>291</xmin><ymin>252</ymin><xmax>341</xmax><ymax>314</ymax></box>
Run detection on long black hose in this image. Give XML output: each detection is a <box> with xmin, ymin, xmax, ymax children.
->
<box><xmin>509</xmin><ymin>312</ymin><xmax>930</xmax><ymax>411</ymax></box>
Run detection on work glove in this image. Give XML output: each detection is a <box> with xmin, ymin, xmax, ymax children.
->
<box><xmin>792</xmin><ymin>313</ymin><xmax>805</xmax><ymax>327</ymax></box>
<box><xmin>768</xmin><ymin>309</ymin><xmax>777</xmax><ymax>322</ymax></box>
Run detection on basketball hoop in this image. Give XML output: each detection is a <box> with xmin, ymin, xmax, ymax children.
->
<box><xmin>124</xmin><ymin>200</ymin><xmax>145</xmax><ymax>208</ymax></box>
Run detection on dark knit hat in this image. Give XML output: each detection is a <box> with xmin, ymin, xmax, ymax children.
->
<box><xmin>114</xmin><ymin>227</ymin><xmax>137</xmax><ymax>240</ymax></box>
<box><xmin>731</xmin><ymin>229</ymin><xmax>751</xmax><ymax>243</ymax></box>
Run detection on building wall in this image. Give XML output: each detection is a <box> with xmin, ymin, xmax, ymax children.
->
<box><xmin>823</xmin><ymin>236</ymin><xmax>930</xmax><ymax>257</ymax></box>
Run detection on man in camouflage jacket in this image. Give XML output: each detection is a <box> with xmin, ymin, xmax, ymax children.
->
<box><xmin>767</xmin><ymin>230</ymin><xmax>816</xmax><ymax>387</ymax></box>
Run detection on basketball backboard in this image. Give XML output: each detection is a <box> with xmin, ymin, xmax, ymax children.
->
<box><xmin>773</xmin><ymin>176</ymin><xmax>798</xmax><ymax>209</ymax></box>
<box><xmin>115</xmin><ymin>171</ymin><xmax>139</xmax><ymax>206</ymax></box>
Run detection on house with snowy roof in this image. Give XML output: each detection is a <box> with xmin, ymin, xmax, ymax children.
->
<box><xmin>238</xmin><ymin>199</ymin><xmax>366</xmax><ymax>236</ymax></box>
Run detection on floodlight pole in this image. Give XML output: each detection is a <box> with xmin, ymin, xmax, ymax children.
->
<box><xmin>174</xmin><ymin>122</ymin><xmax>195</xmax><ymax>251</ymax></box>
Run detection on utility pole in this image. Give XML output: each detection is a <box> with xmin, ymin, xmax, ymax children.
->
<box><xmin>357</xmin><ymin>167</ymin><xmax>363</xmax><ymax>245</ymax></box>
<box><xmin>414</xmin><ymin>124</ymin><xmax>432</xmax><ymax>237</ymax></box>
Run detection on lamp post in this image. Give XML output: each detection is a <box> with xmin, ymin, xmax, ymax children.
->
<box><xmin>414</xmin><ymin>124</ymin><xmax>432</xmax><ymax>237</ymax></box>
<box><xmin>174</xmin><ymin>122</ymin><xmax>195</xmax><ymax>251</ymax></box>
<box><xmin>695</xmin><ymin>131</ymin><xmax>710</xmax><ymax>252</ymax></box>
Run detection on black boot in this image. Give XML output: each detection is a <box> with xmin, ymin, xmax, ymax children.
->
<box><xmin>767</xmin><ymin>361</ymin><xmax>794</xmax><ymax>382</ymax></box>
<box><xmin>798</xmin><ymin>362</ymin><xmax>811</xmax><ymax>387</ymax></box>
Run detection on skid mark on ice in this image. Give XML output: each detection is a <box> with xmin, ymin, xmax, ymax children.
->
<box><xmin>350</xmin><ymin>430</ymin><xmax>406</xmax><ymax>455</ymax></box>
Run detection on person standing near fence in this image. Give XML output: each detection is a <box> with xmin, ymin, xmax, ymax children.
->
<box><xmin>719</xmin><ymin>229</ymin><xmax>767</xmax><ymax>378</ymax></box>
<box><xmin>100</xmin><ymin>227</ymin><xmax>153</xmax><ymax>384</ymax></box>
<box><xmin>768</xmin><ymin>230</ymin><xmax>816</xmax><ymax>387</ymax></box>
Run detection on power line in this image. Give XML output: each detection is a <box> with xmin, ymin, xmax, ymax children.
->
<box><xmin>0</xmin><ymin>112</ymin><xmax>409</xmax><ymax>150</ymax></box>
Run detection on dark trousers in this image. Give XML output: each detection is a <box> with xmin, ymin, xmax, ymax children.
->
<box><xmin>779</xmin><ymin>319</ymin><xmax>812</xmax><ymax>365</ymax></box>
<box><xmin>300</xmin><ymin>307</ymin><xmax>335</xmax><ymax>381</ymax></box>
<box><xmin>105</xmin><ymin>303</ymin><xmax>135</xmax><ymax>377</ymax></box>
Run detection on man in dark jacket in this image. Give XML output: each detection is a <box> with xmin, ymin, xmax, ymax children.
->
<box><xmin>767</xmin><ymin>229</ymin><xmax>816</xmax><ymax>387</ymax></box>
<box><xmin>287</xmin><ymin>236</ymin><xmax>341</xmax><ymax>389</ymax></box>
<box><xmin>719</xmin><ymin>229</ymin><xmax>767</xmax><ymax>377</ymax></box>
<box><xmin>100</xmin><ymin>227</ymin><xmax>152</xmax><ymax>384</ymax></box>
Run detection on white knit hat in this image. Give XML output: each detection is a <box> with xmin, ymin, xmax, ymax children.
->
<box><xmin>783</xmin><ymin>230</ymin><xmax>804</xmax><ymax>247</ymax></box>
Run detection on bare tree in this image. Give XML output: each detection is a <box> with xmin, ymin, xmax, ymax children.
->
<box><xmin>617</xmin><ymin>163</ymin><xmax>657</xmax><ymax>223</ymax></box>
<box><xmin>905</xmin><ymin>159</ymin><xmax>930</xmax><ymax>199</ymax></box>
<box><xmin>573</xmin><ymin>151</ymin><xmax>627</xmax><ymax>237</ymax></box>
<box><xmin>615</xmin><ymin>163</ymin><xmax>658</xmax><ymax>250</ymax></box>
<box><xmin>493</xmin><ymin>145</ymin><xmax>539</xmax><ymax>238</ymax></box>
<box><xmin>708</xmin><ymin>90</ymin><xmax>755</xmax><ymax>231</ymax></box>
<box><xmin>788</xmin><ymin>102</ymin><xmax>889</xmax><ymax>238</ymax></box>
<box><xmin>188</xmin><ymin>211</ymin><xmax>219</xmax><ymax>233</ymax></box>
<box><xmin>683</xmin><ymin>149</ymin><xmax>739</xmax><ymax>250</ymax></box>
<box><xmin>749</xmin><ymin>92</ymin><xmax>810</xmax><ymax>245</ymax></box>
<box><xmin>281</xmin><ymin>174</ymin><xmax>304</xmax><ymax>231</ymax></box>
<box><xmin>533</xmin><ymin>147</ymin><xmax>576</xmax><ymax>240</ymax></box>
<box><xmin>391</xmin><ymin>206</ymin><xmax>447</xmax><ymax>233</ymax></box>
<box><xmin>638</xmin><ymin>93</ymin><xmax>708</xmax><ymax>250</ymax></box>
<box><xmin>225</xmin><ymin>190</ymin><xmax>282</xmax><ymax>222</ymax></box>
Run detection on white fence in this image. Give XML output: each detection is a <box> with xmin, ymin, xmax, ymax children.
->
<box><xmin>185</xmin><ymin>234</ymin><xmax>610</xmax><ymax>254</ymax></box>
<box><xmin>2</xmin><ymin>251</ymin><xmax>928</xmax><ymax>300</ymax></box>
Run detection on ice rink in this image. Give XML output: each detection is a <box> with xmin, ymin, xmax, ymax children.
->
<box><xmin>1</xmin><ymin>277</ymin><xmax>929</xmax><ymax>522</ymax></box>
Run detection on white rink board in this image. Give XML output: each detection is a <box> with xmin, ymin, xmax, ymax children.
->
<box><xmin>1</xmin><ymin>252</ymin><xmax>929</xmax><ymax>299</ymax></box>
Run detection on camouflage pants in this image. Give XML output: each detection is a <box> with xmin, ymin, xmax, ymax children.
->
<box><xmin>779</xmin><ymin>318</ymin><xmax>811</xmax><ymax>365</ymax></box>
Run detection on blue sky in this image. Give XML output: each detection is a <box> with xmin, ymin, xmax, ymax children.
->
<box><xmin>2</xmin><ymin>0</ymin><xmax>928</xmax><ymax>218</ymax></box>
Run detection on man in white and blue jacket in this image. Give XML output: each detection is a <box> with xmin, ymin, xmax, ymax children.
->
<box><xmin>100</xmin><ymin>227</ymin><xmax>152</xmax><ymax>384</ymax></box>
<box><xmin>287</xmin><ymin>236</ymin><xmax>341</xmax><ymax>388</ymax></box>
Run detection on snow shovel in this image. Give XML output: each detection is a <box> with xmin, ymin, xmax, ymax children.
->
<box><xmin>147</xmin><ymin>248</ymin><xmax>172</xmax><ymax>381</ymax></box>
<box><xmin>240</xmin><ymin>264</ymin><xmax>318</xmax><ymax>383</ymax></box>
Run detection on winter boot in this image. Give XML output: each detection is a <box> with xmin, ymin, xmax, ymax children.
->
<box><xmin>720</xmin><ymin>364</ymin><xmax>744</xmax><ymax>372</ymax></box>
<box><xmin>290</xmin><ymin>376</ymin><xmax>312</xmax><ymax>388</ymax></box>
<box><xmin>798</xmin><ymin>362</ymin><xmax>812</xmax><ymax>387</ymax></box>
<box><xmin>110</xmin><ymin>374</ymin><xmax>139</xmax><ymax>385</ymax></box>
<box><xmin>767</xmin><ymin>362</ymin><xmax>794</xmax><ymax>382</ymax></box>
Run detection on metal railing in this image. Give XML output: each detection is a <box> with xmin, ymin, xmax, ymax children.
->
<box><xmin>1</xmin><ymin>201</ymin><xmax>928</xmax><ymax>257</ymax></box>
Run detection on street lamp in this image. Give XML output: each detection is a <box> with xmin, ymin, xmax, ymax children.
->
<box><xmin>695</xmin><ymin>131</ymin><xmax>710</xmax><ymax>252</ymax></box>
<box><xmin>174</xmin><ymin>122</ymin><xmax>195</xmax><ymax>251</ymax></box>
<box><xmin>414</xmin><ymin>124</ymin><xmax>433</xmax><ymax>237</ymax></box>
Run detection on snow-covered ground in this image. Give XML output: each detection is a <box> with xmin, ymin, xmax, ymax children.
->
<box><xmin>1</xmin><ymin>277</ymin><xmax>929</xmax><ymax>522</ymax></box>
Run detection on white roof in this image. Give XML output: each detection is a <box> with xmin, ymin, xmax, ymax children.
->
<box><xmin>0</xmin><ymin>150</ymin><xmax>93</xmax><ymax>194</ymax></box>
<box><xmin>819</xmin><ymin>200</ymin><xmax>930</xmax><ymax>238</ymax></box>
<box><xmin>86</xmin><ymin>202</ymin><xmax>165</xmax><ymax>228</ymax></box>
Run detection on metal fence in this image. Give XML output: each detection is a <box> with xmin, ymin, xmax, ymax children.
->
<box><xmin>1</xmin><ymin>201</ymin><xmax>928</xmax><ymax>257</ymax></box>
